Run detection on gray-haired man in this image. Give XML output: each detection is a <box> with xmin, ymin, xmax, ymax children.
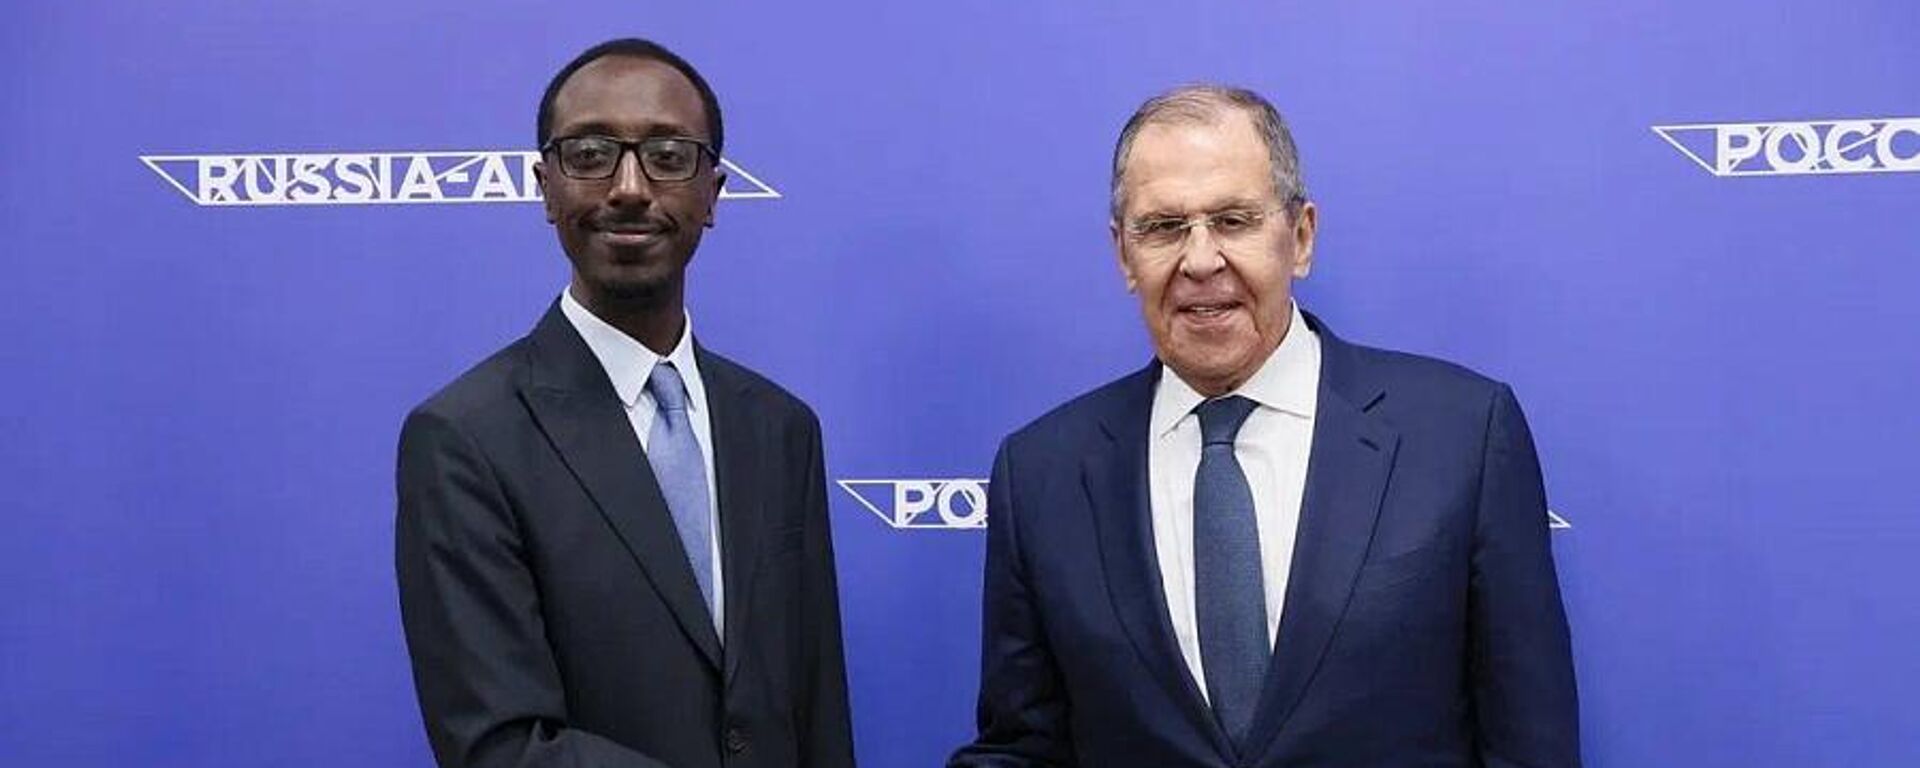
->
<box><xmin>950</xmin><ymin>85</ymin><xmax>1579</xmax><ymax>767</ymax></box>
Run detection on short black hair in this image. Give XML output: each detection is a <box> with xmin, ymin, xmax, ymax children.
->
<box><xmin>536</xmin><ymin>38</ymin><xmax>724</xmax><ymax>157</ymax></box>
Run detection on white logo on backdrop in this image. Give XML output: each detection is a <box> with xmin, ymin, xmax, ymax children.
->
<box><xmin>138</xmin><ymin>150</ymin><xmax>780</xmax><ymax>206</ymax></box>
<box><xmin>837</xmin><ymin>477</ymin><xmax>1573</xmax><ymax>532</ymax></box>
<box><xmin>1652</xmin><ymin>118</ymin><xmax>1920</xmax><ymax>177</ymax></box>
<box><xmin>837</xmin><ymin>479</ymin><xmax>989</xmax><ymax>530</ymax></box>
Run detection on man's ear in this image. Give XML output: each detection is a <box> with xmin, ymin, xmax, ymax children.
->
<box><xmin>1290</xmin><ymin>201</ymin><xmax>1318</xmax><ymax>279</ymax></box>
<box><xmin>1112</xmin><ymin>220</ymin><xmax>1138</xmax><ymax>293</ymax></box>
<box><xmin>533</xmin><ymin>160</ymin><xmax>558</xmax><ymax>224</ymax></box>
<box><xmin>705</xmin><ymin>171</ymin><xmax>726</xmax><ymax>228</ymax></box>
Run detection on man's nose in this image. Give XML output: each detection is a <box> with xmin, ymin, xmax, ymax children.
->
<box><xmin>606</xmin><ymin>149</ymin><xmax>652</xmax><ymax>206</ymax></box>
<box><xmin>1178</xmin><ymin>225</ymin><xmax>1228</xmax><ymax>279</ymax></box>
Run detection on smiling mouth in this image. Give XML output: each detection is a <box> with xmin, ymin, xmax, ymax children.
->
<box><xmin>1180</xmin><ymin>301</ymin><xmax>1242</xmax><ymax>319</ymax></box>
<box><xmin>595</xmin><ymin>224</ymin><xmax>669</xmax><ymax>245</ymax></box>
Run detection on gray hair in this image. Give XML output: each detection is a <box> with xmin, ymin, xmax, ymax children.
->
<box><xmin>1109</xmin><ymin>84</ymin><xmax>1308</xmax><ymax>221</ymax></box>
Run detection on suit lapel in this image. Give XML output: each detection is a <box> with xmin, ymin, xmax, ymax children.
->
<box><xmin>699</xmin><ymin>347</ymin><xmax>767</xmax><ymax>688</ymax></box>
<box><xmin>1244</xmin><ymin>319</ymin><xmax>1400</xmax><ymax>760</ymax></box>
<box><xmin>518</xmin><ymin>304</ymin><xmax>723</xmax><ymax>671</ymax></box>
<box><xmin>1083</xmin><ymin>363</ymin><xmax>1237</xmax><ymax>757</ymax></box>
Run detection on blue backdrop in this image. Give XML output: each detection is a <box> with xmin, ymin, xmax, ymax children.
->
<box><xmin>4</xmin><ymin>1</ymin><xmax>1917</xmax><ymax>765</ymax></box>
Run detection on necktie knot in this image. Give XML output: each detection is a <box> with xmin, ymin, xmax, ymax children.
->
<box><xmin>1197</xmin><ymin>395</ymin><xmax>1258</xmax><ymax>447</ymax></box>
<box><xmin>648</xmin><ymin>362</ymin><xmax>690</xmax><ymax>413</ymax></box>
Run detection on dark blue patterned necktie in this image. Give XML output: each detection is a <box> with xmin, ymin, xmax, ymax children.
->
<box><xmin>1192</xmin><ymin>395</ymin><xmax>1267</xmax><ymax>751</ymax></box>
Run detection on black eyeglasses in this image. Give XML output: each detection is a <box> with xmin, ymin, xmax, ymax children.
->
<box><xmin>540</xmin><ymin>135</ymin><xmax>718</xmax><ymax>182</ymax></box>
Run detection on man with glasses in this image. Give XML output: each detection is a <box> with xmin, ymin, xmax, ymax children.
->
<box><xmin>397</xmin><ymin>38</ymin><xmax>855</xmax><ymax>768</ymax></box>
<box><xmin>951</xmin><ymin>85</ymin><xmax>1580</xmax><ymax>766</ymax></box>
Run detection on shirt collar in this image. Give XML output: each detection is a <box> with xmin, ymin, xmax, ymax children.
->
<box><xmin>1150</xmin><ymin>300</ymin><xmax>1321</xmax><ymax>439</ymax></box>
<box><xmin>559</xmin><ymin>288</ymin><xmax>708</xmax><ymax>414</ymax></box>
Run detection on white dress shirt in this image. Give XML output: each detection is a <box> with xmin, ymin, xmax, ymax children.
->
<box><xmin>560</xmin><ymin>288</ymin><xmax>724</xmax><ymax>633</ymax></box>
<box><xmin>1147</xmin><ymin>301</ymin><xmax>1321</xmax><ymax>701</ymax></box>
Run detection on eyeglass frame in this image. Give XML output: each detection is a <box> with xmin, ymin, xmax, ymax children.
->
<box><xmin>538</xmin><ymin>134</ymin><xmax>720</xmax><ymax>182</ymax></box>
<box><xmin>1120</xmin><ymin>195</ymin><xmax>1309</xmax><ymax>251</ymax></box>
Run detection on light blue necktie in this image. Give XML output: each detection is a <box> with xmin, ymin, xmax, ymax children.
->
<box><xmin>1193</xmin><ymin>395</ymin><xmax>1267</xmax><ymax>752</ymax></box>
<box><xmin>645</xmin><ymin>362</ymin><xmax>716</xmax><ymax>624</ymax></box>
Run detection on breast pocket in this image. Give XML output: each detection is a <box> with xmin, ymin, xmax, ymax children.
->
<box><xmin>1352</xmin><ymin>543</ymin><xmax>1441</xmax><ymax>594</ymax></box>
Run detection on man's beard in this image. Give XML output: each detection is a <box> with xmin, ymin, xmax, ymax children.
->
<box><xmin>594</xmin><ymin>270</ymin><xmax>675</xmax><ymax>306</ymax></box>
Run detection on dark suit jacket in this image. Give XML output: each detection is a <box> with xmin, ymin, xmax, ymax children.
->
<box><xmin>396</xmin><ymin>303</ymin><xmax>855</xmax><ymax>768</ymax></box>
<box><xmin>952</xmin><ymin>314</ymin><xmax>1579</xmax><ymax>768</ymax></box>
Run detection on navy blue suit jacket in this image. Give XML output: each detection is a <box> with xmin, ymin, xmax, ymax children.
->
<box><xmin>952</xmin><ymin>315</ymin><xmax>1579</xmax><ymax>767</ymax></box>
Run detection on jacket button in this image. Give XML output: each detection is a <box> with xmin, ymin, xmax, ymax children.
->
<box><xmin>724</xmin><ymin>727</ymin><xmax>747</xmax><ymax>754</ymax></box>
